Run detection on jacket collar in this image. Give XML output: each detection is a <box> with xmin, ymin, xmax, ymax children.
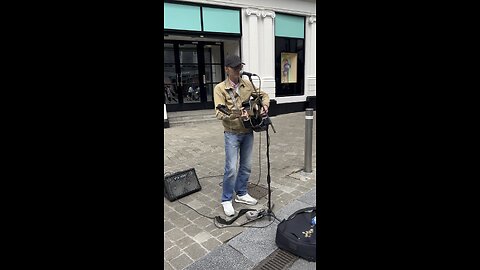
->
<box><xmin>224</xmin><ymin>77</ymin><xmax>246</xmax><ymax>90</ymax></box>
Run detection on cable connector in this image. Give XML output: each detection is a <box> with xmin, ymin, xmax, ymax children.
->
<box><xmin>246</xmin><ymin>209</ymin><xmax>266</xmax><ymax>220</ymax></box>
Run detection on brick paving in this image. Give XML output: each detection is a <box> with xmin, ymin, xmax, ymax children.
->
<box><xmin>164</xmin><ymin>111</ymin><xmax>316</xmax><ymax>269</ymax></box>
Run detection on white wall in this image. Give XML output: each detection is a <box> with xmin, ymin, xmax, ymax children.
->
<box><xmin>305</xmin><ymin>15</ymin><xmax>317</xmax><ymax>98</ymax></box>
<box><xmin>241</xmin><ymin>8</ymin><xmax>277</xmax><ymax>98</ymax></box>
<box><xmin>223</xmin><ymin>40</ymin><xmax>240</xmax><ymax>59</ymax></box>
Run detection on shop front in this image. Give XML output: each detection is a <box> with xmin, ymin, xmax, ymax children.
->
<box><xmin>163</xmin><ymin>0</ymin><xmax>316</xmax><ymax>116</ymax></box>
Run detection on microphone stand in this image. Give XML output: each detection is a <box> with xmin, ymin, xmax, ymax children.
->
<box><xmin>245</xmin><ymin>74</ymin><xmax>276</xmax><ymax>221</ymax></box>
<box><xmin>265</xmin><ymin>127</ymin><xmax>273</xmax><ymax>220</ymax></box>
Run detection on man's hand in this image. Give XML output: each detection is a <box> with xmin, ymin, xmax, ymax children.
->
<box><xmin>241</xmin><ymin>107</ymin><xmax>250</xmax><ymax>120</ymax></box>
<box><xmin>229</xmin><ymin>107</ymin><xmax>248</xmax><ymax>120</ymax></box>
<box><xmin>260</xmin><ymin>105</ymin><xmax>269</xmax><ymax>116</ymax></box>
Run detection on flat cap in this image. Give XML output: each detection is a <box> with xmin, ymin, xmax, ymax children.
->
<box><xmin>224</xmin><ymin>55</ymin><xmax>245</xmax><ymax>67</ymax></box>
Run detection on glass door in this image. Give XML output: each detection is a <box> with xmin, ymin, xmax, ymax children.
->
<box><xmin>164</xmin><ymin>41</ymin><xmax>224</xmax><ymax>111</ymax></box>
<box><xmin>178</xmin><ymin>43</ymin><xmax>201</xmax><ymax>104</ymax></box>
<box><xmin>164</xmin><ymin>43</ymin><xmax>179</xmax><ymax>104</ymax></box>
<box><xmin>203</xmin><ymin>43</ymin><xmax>224</xmax><ymax>103</ymax></box>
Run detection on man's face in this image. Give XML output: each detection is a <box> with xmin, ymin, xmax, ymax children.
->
<box><xmin>225</xmin><ymin>64</ymin><xmax>242</xmax><ymax>82</ymax></box>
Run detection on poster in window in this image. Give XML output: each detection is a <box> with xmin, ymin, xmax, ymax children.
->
<box><xmin>281</xmin><ymin>52</ymin><xmax>297</xmax><ymax>84</ymax></box>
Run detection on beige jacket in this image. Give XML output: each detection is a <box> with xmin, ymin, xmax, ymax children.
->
<box><xmin>213</xmin><ymin>78</ymin><xmax>270</xmax><ymax>133</ymax></box>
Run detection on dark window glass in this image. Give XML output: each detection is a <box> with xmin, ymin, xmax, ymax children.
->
<box><xmin>275</xmin><ymin>37</ymin><xmax>305</xmax><ymax>97</ymax></box>
<box><xmin>164</xmin><ymin>43</ymin><xmax>175</xmax><ymax>63</ymax></box>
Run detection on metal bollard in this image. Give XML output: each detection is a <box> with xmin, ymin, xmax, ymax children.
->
<box><xmin>304</xmin><ymin>108</ymin><xmax>314</xmax><ymax>173</ymax></box>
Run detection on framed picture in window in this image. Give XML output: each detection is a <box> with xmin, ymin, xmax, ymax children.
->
<box><xmin>280</xmin><ymin>52</ymin><xmax>297</xmax><ymax>84</ymax></box>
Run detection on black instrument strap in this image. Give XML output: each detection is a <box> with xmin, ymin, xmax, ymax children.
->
<box><xmin>226</xmin><ymin>88</ymin><xmax>240</xmax><ymax>111</ymax></box>
<box><xmin>215</xmin><ymin>208</ymin><xmax>256</xmax><ymax>225</ymax></box>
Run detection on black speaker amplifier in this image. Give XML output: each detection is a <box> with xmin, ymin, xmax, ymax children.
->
<box><xmin>164</xmin><ymin>168</ymin><xmax>202</xmax><ymax>202</ymax></box>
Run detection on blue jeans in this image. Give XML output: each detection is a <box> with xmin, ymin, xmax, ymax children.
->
<box><xmin>221</xmin><ymin>131</ymin><xmax>254</xmax><ymax>202</ymax></box>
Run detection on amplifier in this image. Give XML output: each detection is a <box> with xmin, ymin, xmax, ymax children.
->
<box><xmin>164</xmin><ymin>168</ymin><xmax>201</xmax><ymax>202</ymax></box>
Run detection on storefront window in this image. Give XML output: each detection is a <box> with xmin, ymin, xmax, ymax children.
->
<box><xmin>275</xmin><ymin>13</ymin><xmax>305</xmax><ymax>97</ymax></box>
<box><xmin>275</xmin><ymin>37</ymin><xmax>305</xmax><ymax>97</ymax></box>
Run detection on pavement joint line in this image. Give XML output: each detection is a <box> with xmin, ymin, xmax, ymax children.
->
<box><xmin>227</xmin><ymin>243</ymin><xmax>255</xmax><ymax>264</ymax></box>
<box><xmin>287</xmin><ymin>168</ymin><xmax>305</xmax><ymax>176</ymax></box>
<box><xmin>182</xmin><ymin>253</ymin><xmax>195</xmax><ymax>262</ymax></box>
<box><xmin>181</xmin><ymin>241</ymin><xmax>209</xmax><ymax>254</ymax></box>
<box><xmin>164</xmin><ymin>245</ymin><xmax>175</xmax><ymax>253</ymax></box>
<box><xmin>169</xmin><ymin>252</ymin><xmax>186</xmax><ymax>262</ymax></box>
<box><xmin>180</xmin><ymin>242</ymin><xmax>195</xmax><ymax>251</ymax></box>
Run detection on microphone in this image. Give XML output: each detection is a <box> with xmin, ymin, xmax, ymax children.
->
<box><xmin>240</xmin><ymin>70</ymin><xmax>257</xmax><ymax>77</ymax></box>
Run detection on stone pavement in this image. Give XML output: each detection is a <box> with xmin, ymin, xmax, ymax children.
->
<box><xmin>164</xmin><ymin>111</ymin><xmax>317</xmax><ymax>270</ymax></box>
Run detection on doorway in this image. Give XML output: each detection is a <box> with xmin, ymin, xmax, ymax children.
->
<box><xmin>164</xmin><ymin>41</ymin><xmax>225</xmax><ymax>111</ymax></box>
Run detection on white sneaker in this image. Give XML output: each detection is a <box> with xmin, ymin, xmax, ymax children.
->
<box><xmin>235</xmin><ymin>194</ymin><xmax>258</xmax><ymax>205</ymax></box>
<box><xmin>221</xmin><ymin>200</ymin><xmax>235</xmax><ymax>216</ymax></box>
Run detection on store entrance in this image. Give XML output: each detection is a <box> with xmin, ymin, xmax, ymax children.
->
<box><xmin>164</xmin><ymin>41</ymin><xmax>225</xmax><ymax>111</ymax></box>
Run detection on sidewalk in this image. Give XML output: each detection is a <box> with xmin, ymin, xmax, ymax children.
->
<box><xmin>164</xmin><ymin>111</ymin><xmax>317</xmax><ymax>270</ymax></box>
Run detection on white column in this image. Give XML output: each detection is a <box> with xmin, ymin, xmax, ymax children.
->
<box><xmin>261</xmin><ymin>10</ymin><xmax>276</xmax><ymax>99</ymax></box>
<box><xmin>241</xmin><ymin>9</ymin><xmax>249</xmax><ymax>75</ymax></box>
<box><xmin>258</xmin><ymin>13</ymin><xmax>264</xmax><ymax>76</ymax></box>
<box><xmin>306</xmin><ymin>15</ymin><xmax>316</xmax><ymax>97</ymax></box>
<box><xmin>309</xmin><ymin>16</ymin><xmax>316</xmax><ymax>75</ymax></box>
<box><xmin>244</xmin><ymin>8</ymin><xmax>261</xmax><ymax>76</ymax></box>
<box><xmin>243</xmin><ymin>8</ymin><xmax>277</xmax><ymax>98</ymax></box>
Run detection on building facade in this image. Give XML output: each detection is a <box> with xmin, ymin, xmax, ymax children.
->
<box><xmin>164</xmin><ymin>0</ymin><xmax>316</xmax><ymax>119</ymax></box>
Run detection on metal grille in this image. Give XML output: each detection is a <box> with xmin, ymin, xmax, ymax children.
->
<box><xmin>253</xmin><ymin>249</ymin><xmax>298</xmax><ymax>270</ymax></box>
<box><xmin>247</xmin><ymin>182</ymin><xmax>269</xmax><ymax>200</ymax></box>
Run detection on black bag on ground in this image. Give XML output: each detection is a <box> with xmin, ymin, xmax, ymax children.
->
<box><xmin>275</xmin><ymin>206</ymin><xmax>316</xmax><ymax>262</ymax></box>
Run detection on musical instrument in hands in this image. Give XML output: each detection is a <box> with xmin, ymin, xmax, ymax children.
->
<box><xmin>216</xmin><ymin>104</ymin><xmax>276</xmax><ymax>133</ymax></box>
